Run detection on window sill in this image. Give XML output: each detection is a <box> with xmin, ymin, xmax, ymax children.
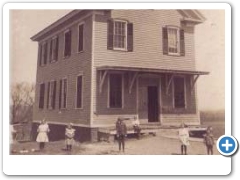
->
<box><xmin>112</xmin><ymin>48</ymin><xmax>128</xmax><ymax>52</ymax></box>
<box><xmin>166</xmin><ymin>52</ymin><xmax>181</xmax><ymax>57</ymax></box>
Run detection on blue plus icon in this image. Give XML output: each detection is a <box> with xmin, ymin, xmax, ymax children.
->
<box><xmin>217</xmin><ymin>135</ymin><xmax>238</xmax><ymax>156</ymax></box>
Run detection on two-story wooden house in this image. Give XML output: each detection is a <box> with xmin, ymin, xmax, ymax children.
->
<box><xmin>31</xmin><ymin>10</ymin><xmax>208</xmax><ymax>141</ymax></box>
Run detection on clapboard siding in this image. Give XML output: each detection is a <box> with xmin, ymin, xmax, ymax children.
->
<box><xmin>92</xmin><ymin>114</ymin><xmax>137</xmax><ymax>127</ymax></box>
<box><xmin>93</xmin><ymin>10</ymin><xmax>196</xmax><ymax>70</ymax></box>
<box><xmin>160</xmin><ymin>114</ymin><xmax>200</xmax><ymax>126</ymax></box>
<box><xmin>92</xmin><ymin>10</ymin><xmax>197</xmax><ymax>123</ymax></box>
<box><xmin>33</xmin><ymin>15</ymin><xmax>93</xmax><ymax>125</ymax></box>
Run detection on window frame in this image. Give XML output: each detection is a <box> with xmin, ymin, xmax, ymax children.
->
<box><xmin>40</xmin><ymin>42</ymin><xmax>48</xmax><ymax>66</ymax></box>
<box><xmin>172</xmin><ymin>76</ymin><xmax>187</xmax><ymax>109</ymax></box>
<box><xmin>107</xmin><ymin>73</ymin><xmax>124</xmax><ymax>109</ymax></box>
<box><xmin>167</xmin><ymin>26</ymin><xmax>180</xmax><ymax>55</ymax></box>
<box><xmin>50</xmin><ymin>36</ymin><xmax>58</xmax><ymax>63</ymax></box>
<box><xmin>75</xmin><ymin>74</ymin><xmax>83</xmax><ymax>109</ymax></box>
<box><xmin>47</xmin><ymin>80</ymin><xmax>57</xmax><ymax>110</ymax></box>
<box><xmin>113</xmin><ymin>20</ymin><xmax>128</xmax><ymax>51</ymax></box>
<box><xmin>63</xmin><ymin>29</ymin><xmax>72</xmax><ymax>58</ymax></box>
<box><xmin>77</xmin><ymin>23</ymin><xmax>84</xmax><ymax>53</ymax></box>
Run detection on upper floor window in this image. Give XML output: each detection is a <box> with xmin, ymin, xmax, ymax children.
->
<box><xmin>39</xmin><ymin>83</ymin><xmax>45</xmax><ymax>109</ymax></box>
<box><xmin>39</xmin><ymin>42</ymin><xmax>48</xmax><ymax>66</ymax></box>
<box><xmin>64</xmin><ymin>30</ymin><xmax>72</xmax><ymax>58</ymax></box>
<box><xmin>50</xmin><ymin>36</ymin><xmax>59</xmax><ymax>62</ymax></box>
<box><xmin>107</xmin><ymin>20</ymin><xmax>133</xmax><ymax>51</ymax></box>
<box><xmin>173</xmin><ymin>77</ymin><xmax>186</xmax><ymax>108</ymax></box>
<box><xmin>47</xmin><ymin>81</ymin><xmax>57</xmax><ymax>109</ymax></box>
<box><xmin>78</xmin><ymin>24</ymin><xmax>84</xmax><ymax>52</ymax></box>
<box><xmin>162</xmin><ymin>26</ymin><xmax>185</xmax><ymax>56</ymax></box>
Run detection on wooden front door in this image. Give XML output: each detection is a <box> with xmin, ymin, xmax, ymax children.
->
<box><xmin>147</xmin><ymin>86</ymin><xmax>159</xmax><ymax>122</ymax></box>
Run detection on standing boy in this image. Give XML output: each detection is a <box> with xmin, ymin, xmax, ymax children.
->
<box><xmin>116</xmin><ymin>118</ymin><xmax>127</xmax><ymax>152</ymax></box>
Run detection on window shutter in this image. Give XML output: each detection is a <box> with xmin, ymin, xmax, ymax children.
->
<box><xmin>162</xmin><ymin>27</ymin><xmax>168</xmax><ymax>55</ymax></box>
<box><xmin>77</xmin><ymin>76</ymin><xmax>82</xmax><ymax>108</ymax></box>
<box><xmin>59</xmin><ymin>80</ymin><xmax>62</xmax><ymax>109</ymax></box>
<box><xmin>64</xmin><ymin>31</ymin><xmax>71</xmax><ymax>57</ymax></box>
<box><xmin>107</xmin><ymin>20</ymin><xmax>114</xmax><ymax>50</ymax></box>
<box><xmin>49</xmin><ymin>40</ymin><xmax>52</xmax><ymax>63</ymax></box>
<box><xmin>44</xmin><ymin>43</ymin><xmax>48</xmax><ymax>65</ymax></box>
<box><xmin>38</xmin><ymin>44</ymin><xmax>42</xmax><ymax>66</ymax></box>
<box><xmin>78</xmin><ymin>25</ymin><xmax>84</xmax><ymax>52</ymax></box>
<box><xmin>127</xmin><ymin>23</ymin><xmax>133</xmax><ymax>52</ymax></box>
<box><xmin>39</xmin><ymin>83</ymin><xmax>45</xmax><ymax>109</ymax></box>
<box><xmin>56</xmin><ymin>37</ymin><xmax>59</xmax><ymax>61</ymax></box>
<box><xmin>47</xmin><ymin>82</ymin><xmax>50</xmax><ymax>109</ymax></box>
<box><xmin>68</xmin><ymin>31</ymin><xmax>72</xmax><ymax>56</ymax></box>
<box><xmin>180</xmin><ymin>29</ymin><xmax>185</xmax><ymax>56</ymax></box>
<box><xmin>52</xmin><ymin>81</ymin><xmax>57</xmax><ymax>109</ymax></box>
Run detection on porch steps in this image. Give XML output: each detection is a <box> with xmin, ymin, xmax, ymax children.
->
<box><xmin>97</xmin><ymin>124</ymin><xmax>207</xmax><ymax>142</ymax></box>
<box><xmin>98</xmin><ymin>123</ymin><xmax>161</xmax><ymax>142</ymax></box>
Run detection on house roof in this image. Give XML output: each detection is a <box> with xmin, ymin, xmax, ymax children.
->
<box><xmin>31</xmin><ymin>10</ymin><xmax>86</xmax><ymax>41</ymax></box>
<box><xmin>97</xmin><ymin>66</ymin><xmax>209</xmax><ymax>75</ymax></box>
<box><xmin>177</xmin><ymin>10</ymin><xmax>206</xmax><ymax>24</ymax></box>
<box><xmin>31</xmin><ymin>9</ymin><xmax>205</xmax><ymax>42</ymax></box>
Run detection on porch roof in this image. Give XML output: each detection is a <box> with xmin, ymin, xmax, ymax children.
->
<box><xmin>97</xmin><ymin>66</ymin><xmax>209</xmax><ymax>75</ymax></box>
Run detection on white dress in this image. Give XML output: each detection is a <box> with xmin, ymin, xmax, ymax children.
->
<box><xmin>178</xmin><ymin>127</ymin><xmax>190</xmax><ymax>146</ymax></box>
<box><xmin>36</xmin><ymin>123</ymin><xmax>50</xmax><ymax>142</ymax></box>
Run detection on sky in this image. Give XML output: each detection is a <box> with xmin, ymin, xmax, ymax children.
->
<box><xmin>10</xmin><ymin>9</ymin><xmax>225</xmax><ymax>111</ymax></box>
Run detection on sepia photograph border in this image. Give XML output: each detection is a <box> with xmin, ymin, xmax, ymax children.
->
<box><xmin>3</xmin><ymin>2</ymin><xmax>231</xmax><ymax>176</ymax></box>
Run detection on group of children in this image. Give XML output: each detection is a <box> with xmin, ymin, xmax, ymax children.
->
<box><xmin>36</xmin><ymin>118</ymin><xmax>215</xmax><ymax>155</ymax></box>
<box><xmin>36</xmin><ymin>119</ymin><xmax>76</xmax><ymax>151</ymax></box>
<box><xmin>178</xmin><ymin>123</ymin><xmax>215</xmax><ymax>155</ymax></box>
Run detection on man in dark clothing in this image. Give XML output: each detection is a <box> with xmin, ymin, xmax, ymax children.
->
<box><xmin>116</xmin><ymin>118</ymin><xmax>127</xmax><ymax>152</ymax></box>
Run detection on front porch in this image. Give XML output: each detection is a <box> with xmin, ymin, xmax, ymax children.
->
<box><xmin>94</xmin><ymin>66</ymin><xmax>209</xmax><ymax>127</ymax></box>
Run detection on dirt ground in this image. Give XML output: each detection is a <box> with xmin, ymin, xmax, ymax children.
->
<box><xmin>10</xmin><ymin>129</ymin><xmax>220</xmax><ymax>155</ymax></box>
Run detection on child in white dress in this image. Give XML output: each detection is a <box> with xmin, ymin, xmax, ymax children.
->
<box><xmin>36</xmin><ymin>119</ymin><xmax>50</xmax><ymax>150</ymax></box>
<box><xmin>178</xmin><ymin>123</ymin><xmax>190</xmax><ymax>155</ymax></box>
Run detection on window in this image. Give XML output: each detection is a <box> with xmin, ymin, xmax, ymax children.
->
<box><xmin>107</xmin><ymin>20</ymin><xmax>133</xmax><ymax>51</ymax></box>
<box><xmin>59</xmin><ymin>78</ymin><xmax>67</xmax><ymax>109</ymax></box>
<box><xmin>39</xmin><ymin>42</ymin><xmax>48</xmax><ymax>66</ymax></box>
<box><xmin>47</xmin><ymin>81</ymin><xmax>57</xmax><ymax>109</ymax></box>
<box><xmin>173</xmin><ymin>77</ymin><xmax>186</xmax><ymax>108</ymax></box>
<box><xmin>78</xmin><ymin>24</ymin><xmax>84</xmax><ymax>52</ymax></box>
<box><xmin>168</xmin><ymin>28</ymin><xmax>178</xmax><ymax>53</ymax></box>
<box><xmin>64</xmin><ymin>30</ymin><xmax>71</xmax><ymax>57</ymax></box>
<box><xmin>50</xmin><ymin>37</ymin><xmax>59</xmax><ymax>62</ymax></box>
<box><xmin>39</xmin><ymin>83</ymin><xmax>45</xmax><ymax>109</ymax></box>
<box><xmin>76</xmin><ymin>76</ymin><xmax>83</xmax><ymax>108</ymax></box>
<box><xmin>162</xmin><ymin>26</ymin><xmax>185</xmax><ymax>56</ymax></box>
<box><xmin>109</xmin><ymin>74</ymin><xmax>123</xmax><ymax>108</ymax></box>
<box><xmin>114</xmin><ymin>21</ymin><xmax>126</xmax><ymax>49</ymax></box>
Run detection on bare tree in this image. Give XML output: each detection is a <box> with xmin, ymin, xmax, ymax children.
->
<box><xmin>11</xmin><ymin>82</ymin><xmax>35</xmax><ymax>124</ymax></box>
